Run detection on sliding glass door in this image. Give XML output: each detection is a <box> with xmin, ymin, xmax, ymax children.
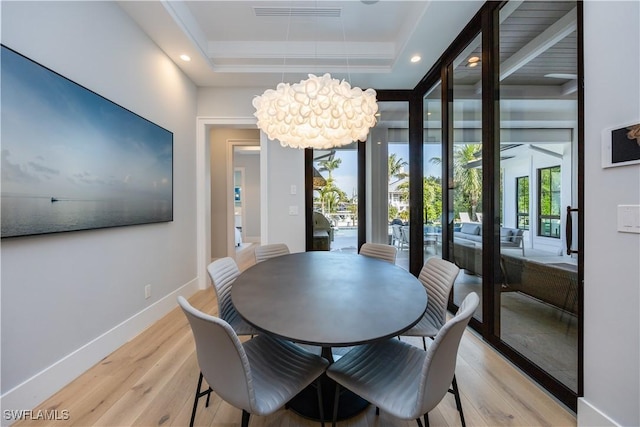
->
<box><xmin>497</xmin><ymin>0</ymin><xmax>580</xmax><ymax>394</ymax></box>
<box><xmin>412</xmin><ymin>0</ymin><xmax>582</xmax><ymax>409</ymax></box>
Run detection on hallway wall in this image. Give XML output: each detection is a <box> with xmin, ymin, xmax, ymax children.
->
<box><xmin>580</xmin><ymin>2</ymin><xmax>640</xmax><ymax>426</ymax></box>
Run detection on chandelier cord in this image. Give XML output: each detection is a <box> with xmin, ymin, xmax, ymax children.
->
<box><xmin>314</xmin><ymin>1</ymin><xmax>318</xmax><ymax>73</ymax></box>
<box><xmin>282</xmin><ymin>4</ymin><xmax>293</xmax><ymax>83</ymax></box>
<box><xmin>341</xmin><ymin>11</ymin><xmax>351</xmax><ymax>84</ymax></box>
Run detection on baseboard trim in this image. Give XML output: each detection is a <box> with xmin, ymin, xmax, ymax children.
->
<box><xmin>0</xmin><ymin>278</ymin><xmax>200</xmax><ymax>422</ymax></box>
<box><xmin>578</xmin><ymin>398</ymin><xmax>620</xmax><ymax>427</ymax></box>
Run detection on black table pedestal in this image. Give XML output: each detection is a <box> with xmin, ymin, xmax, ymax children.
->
<box><xmin>288</xmin><ymin>346</ymin><xmax>368</xmax><ymax>422</ymax></box>
<box><xmin>288</xmin><ymin>374</ymin><xmax>369</xmax><ymax>422</ymax></box>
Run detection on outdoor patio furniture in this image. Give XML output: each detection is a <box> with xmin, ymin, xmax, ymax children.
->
<box><xmin>391</xmin><ymin>224</ymin><xmax>403</xmax><ymax>248</ymax></box>
<box><xmin>313</xmin><ymin>212</ymin><xmax>334</xmax><ymax>251</ymax></box>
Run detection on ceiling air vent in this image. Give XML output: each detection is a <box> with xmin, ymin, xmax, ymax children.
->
<box><xmin>253</xmin><ymin>7</ymin><xmax>341</xmax><ymax>18</ymax></box>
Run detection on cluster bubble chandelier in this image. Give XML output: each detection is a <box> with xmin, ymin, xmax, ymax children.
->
<box><xmin>253</xmin><ymin>73</ymin><xmax>378</xmax><ymax>149</ymax></box>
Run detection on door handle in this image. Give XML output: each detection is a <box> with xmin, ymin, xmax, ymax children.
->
<box><xmin>566</xmin><ymin>206</ymin><xmax>579</xmax><ymax>255</ymax></box>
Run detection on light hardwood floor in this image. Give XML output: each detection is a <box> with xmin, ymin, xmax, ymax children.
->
<box><xmin>14</xmin><ymin>246</ymin><xmax>576</xmax><ymax>427</ymax></box>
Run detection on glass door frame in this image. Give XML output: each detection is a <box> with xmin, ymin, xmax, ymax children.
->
<box><xmin>412</xmin><ymin>1</ymin><xmax>584</xmax><ymax>410</ymax></box>
<box><xmin>304</xmin><ymin>0</ymin><xmax>583</xmax><ymax>410</ymax></box>
<box><xmin>304</xmin><ymin>141</ymin><xmax>367</xmax><ymax>252</ymax></box>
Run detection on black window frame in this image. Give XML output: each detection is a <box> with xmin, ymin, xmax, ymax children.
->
<box><xmin>516</xmin><ymin>175</ymin><xmax>529</xmax><ymax>230</ymax></box>
<box><xmin>537</xmin><ymin>165</ymin><xmax>561</xmax><ymax>238</ymax></box>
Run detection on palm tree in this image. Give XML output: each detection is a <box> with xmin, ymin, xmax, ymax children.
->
<box><xmin>453</xmin><ymin>144</ymin><xmax>482</xmax><ymax>219</ymax></box>
<box><xmin>430</xmin><ymin>144</ymin><xmax>482</xmax><ymax>220</ymax></box>
<box><xmin>318</xmin><ymin>184</ymin><xmax>345</xmax><ymax>216</ymax></box>
<box><xmin>388</xmin><ymin>153</ymin><xmax>408</xmax><ymax>185</ymax></box>
<box><xmin>318</xmin><ymin>158</ymin><xmax>342</xmax><ymax>180</ymax></box>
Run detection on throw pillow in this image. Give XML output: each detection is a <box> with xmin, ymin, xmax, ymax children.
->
<box><xmin>460</xmin><ymin>223</ymin><xmax>481</xmax><ymax>235</ymax></box>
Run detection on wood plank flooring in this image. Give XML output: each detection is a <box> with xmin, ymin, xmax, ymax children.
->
<box><xmin>14</xmin><ymin>248</ymin><xmax>576</xmax><ymax>427</ymax></box>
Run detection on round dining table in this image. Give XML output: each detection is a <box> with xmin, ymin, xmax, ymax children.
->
<box><xmin>231</xmin><ymin>251</ymin><xmax>428</xmax><ymax>422</ymax></box>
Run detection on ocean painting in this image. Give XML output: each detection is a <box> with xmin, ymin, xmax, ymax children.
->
<box><xmin>1</xmin><ymin>45</ymin><xmax>173</xmax><ymax>238</ymax></box>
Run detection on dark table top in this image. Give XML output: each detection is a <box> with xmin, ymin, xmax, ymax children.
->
<box><xmin>231</xmin><ymin>251</ymin><xmax>427</xmax><ymax>347</ymax></box>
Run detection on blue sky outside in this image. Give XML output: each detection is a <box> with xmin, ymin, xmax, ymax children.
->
<box><xmin>328</xmin><ymin>143</ymin><xmax>442</xmax><ymax>198</ymax></box>
<box><xmin>1</xmin><ymin>46</ymin><xmax>172</xmax><ymax>201</ymax></box>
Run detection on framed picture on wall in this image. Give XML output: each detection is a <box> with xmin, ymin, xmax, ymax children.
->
<box><xmin>1</xmin><ymin>44</ymin><xmax>174</xmax><ymax>238</ymax></box>
<box><xmin>602</xmin><ymin>121</ymin><xmax>640</xmax><ymax>168</ymax></box>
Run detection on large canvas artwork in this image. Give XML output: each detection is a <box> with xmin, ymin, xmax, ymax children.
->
<box><xmin>1</xmin><ymin>45</ymin><xmax>173</xmax><ymax>238</ymax></box>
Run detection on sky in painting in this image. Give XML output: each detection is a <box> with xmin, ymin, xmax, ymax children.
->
<box><xmin>1</xmin><ymin>46</ymin><xmax>172</xmax><ymax>201</ymax></box>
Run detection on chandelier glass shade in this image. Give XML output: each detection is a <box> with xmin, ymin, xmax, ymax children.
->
<box><xmin>253</xmin><ymin>73</ymin><xmax>378</xmax><ymax>149</ymax></box>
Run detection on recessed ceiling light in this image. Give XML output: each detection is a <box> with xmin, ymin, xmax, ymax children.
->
<box><xmin>410</xmin><ymin>55</ymin><xmax>421</xmax><ymax>63</ymax></box>
<box><xmin>468</xmin><ymin>62</ymin><xmax>479</xmax><ymax>68</ymax></box>
<box><xmin>468</xmin><ymin>56</ymin><xmax>480</xmax><ymax>63</ymax></box>
<box><xmin>180</xmin><ymin>54</ymin><xmax>191</xmax><ymax>62</ymax></box>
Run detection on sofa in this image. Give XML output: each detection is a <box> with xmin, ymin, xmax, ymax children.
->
<box><xmin>452</xmin><ymin>246</ymin><xmax>578</xmax><ymax>315</ymax></box>
<box><xmin>454</xmin><ymin>222</ymin><xmax>525</xmax><ymax>255</ymax></box>
<box><xmin>502</xmin><ymin>256</ymin><xmax>578</xmax><ymax>315</ymax></box>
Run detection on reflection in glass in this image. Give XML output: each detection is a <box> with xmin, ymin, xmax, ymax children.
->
<box><xmin>451</xmin><ymin>33</ymin><xmax>483</xmax><ymax>323</ymax></box>
<box><xmin>498</xmin><ymin>0</ymin><xmax>578</xmax><ymax>393</ymax></box>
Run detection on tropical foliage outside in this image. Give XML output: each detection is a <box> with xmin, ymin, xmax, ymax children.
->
<box><xmin>429</xmin><ymin>144</ymin><xmax>482</xmax><ymax>223</ymax></box>
<box><xmin>312</xmin><ymin>143</ymin><xmax>482</xmax><ymax>227</ymax></box>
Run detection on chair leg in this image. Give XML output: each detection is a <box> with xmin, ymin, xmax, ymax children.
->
<box><xmin>422</xmin><ymin>336</ymin><xmax>427</xmax><ymax>351</ymax></box>
<box><xmin>375</xmin><ymin>407</ymin><xmax>379</xmax><ymax>416</ymax></box>
<box><xmin>449</xmin><ymin>374</ymin><xmax>466</xmax><ymax>427</ymax></box>
<box><xmin>190</xmin><ymin>372</ymin><xmax>210</xmax><ymax>427</ymax></box>
<box><xmin>415</xmin><ymin>417</ymin><xmax>424</xmax><ymax>427</ymax></box>
<box><xmin>241</xmin><ymin>410</ymin><xmax>250</xmax><ymax>427</ymax></box>
<box><xmin>316</xmin><ymin>378</ymin><xmax>325</xmax><ymax>427</ymax></box>
<box><xmin>205</xmin><ymin>385</ymin><xmax>212</xmax><ymax>407</ymax></box>
<box><xmin>332</xmin><ymin>384</ymin><xmax>341</xmax><ymax>427</ymax></box>
<box><xmin>424</xmin><ymin>413</ymin><xmax>430</xmax><ymax>427</ymax></box>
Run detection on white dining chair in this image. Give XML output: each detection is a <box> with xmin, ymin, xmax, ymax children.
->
<box><xmin>402</xmin><ymin>257</ymin><xmax>460</xmax><ymax>350</ymax></box>
<box><xmin>254</xmin><ymin>243</ymin><xmax>290</xmax><ymax>263</ymax></box>
<box><xmin>359</xmin><ymin>243</ymin><xmax>397</xmax><ymax>264</ymax></box>
<box><xmin>327</xmin><ymin>292</ymin><xmax>479</xmax><ymax>427</ymax></box>
<box><xmin>207</xmin><ymin>257</ymin><xmax>258</xmax><ymax>336</ymax></box>
<box><xmin>178</xmin><ymin>296</ymin><xmax>329</xmax><ymax>427</ymax></box>
<box><xmin>400</xmin><ymin>257</ymin><xmax>466</xmax><ymax>426</ymax></box>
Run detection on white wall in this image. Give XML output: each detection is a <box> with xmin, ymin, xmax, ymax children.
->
<box><xmin>580</xmin><ymin>2</ymin><xmax>640</xmax><ymax>426</ymax></box>
<box><xmin>501</xmin><ymin>144</ymin><xmax>571</xmax><ymax>255</ymax></box>
<box><xmin>234</xmin><ymin>152</ymin><xmax>261</xmax><ymax>241</ymax></box>
<box><xmin>0</xmin><ymin>1</ymin><xmax>198</xmax><ymax>414</ymax></box>
<box><xmin>198</xmin><ymin>87</ymin><xmax>262</xmax><ymax>118</ymax></box>
<box><xmin>261</xmin><ymin>134</ymin><xmax>306</xmax><ymax>253</ymax></box>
